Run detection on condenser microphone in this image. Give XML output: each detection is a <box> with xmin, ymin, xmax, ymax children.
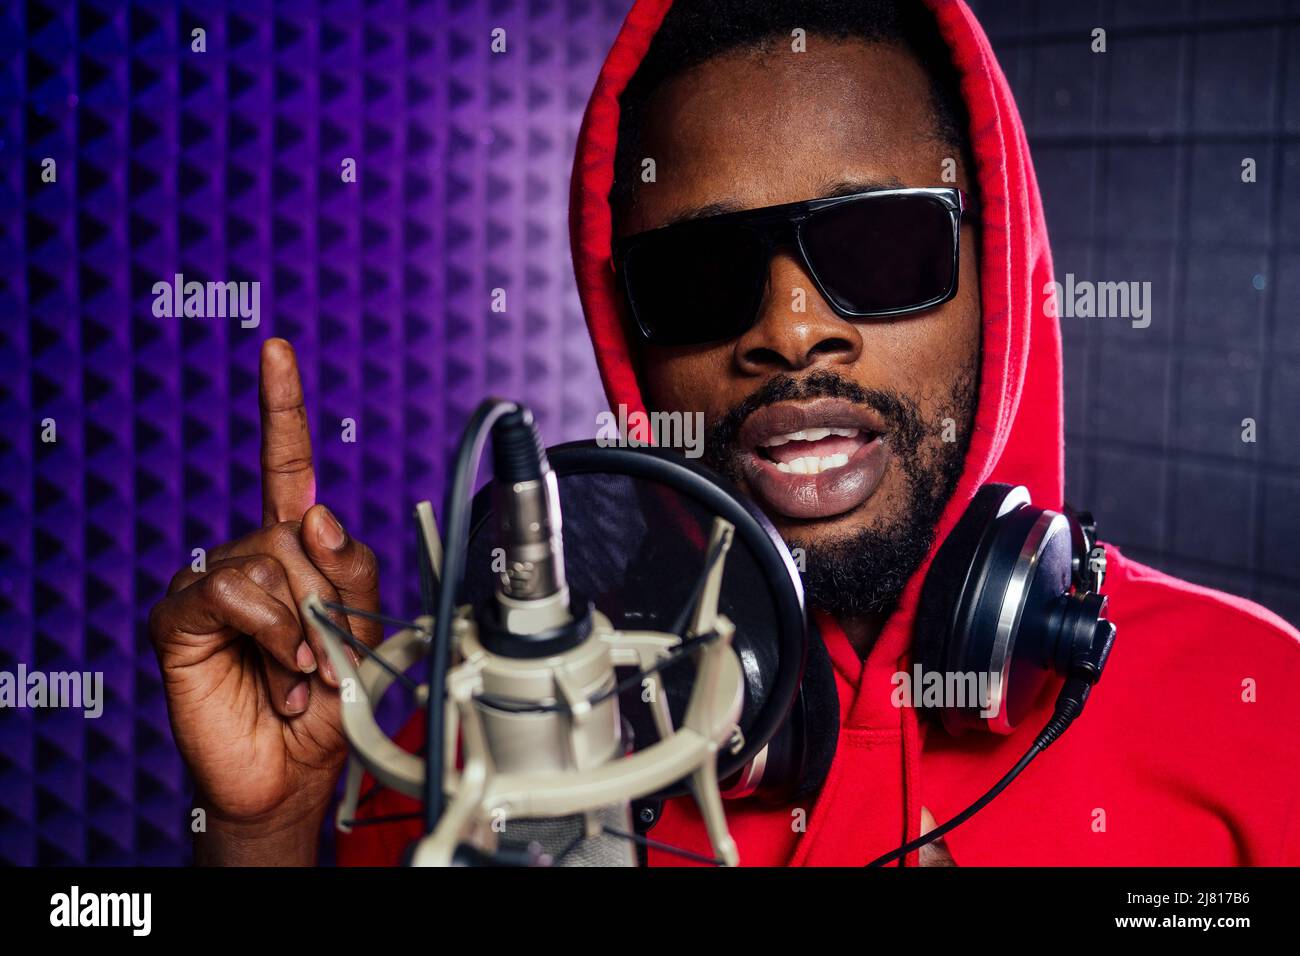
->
<box><xmin>306</xmin><ymin>405</ymin><xmax>769</xmax><ymax>868</ymax></box>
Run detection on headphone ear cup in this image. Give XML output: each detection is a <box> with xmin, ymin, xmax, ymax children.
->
<box><xmin>914</xmin><ymin>483</ymin><xmax>1021</xmax><ymax>688</ymax></box>
<box><xmin>791</xmin><ymin>622</ymin><xmax>839</xmax><ymax>800</ymax></box>
<box><xmin>749</xmin><ymin>621</ymin><xmax>839</xmax><ymax>804</ymax></box>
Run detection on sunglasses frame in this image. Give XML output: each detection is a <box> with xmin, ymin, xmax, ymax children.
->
<box><xmin>612</xmin><ymin>186</ymin><xmax>977</xmax><ymax>347</ymax></box>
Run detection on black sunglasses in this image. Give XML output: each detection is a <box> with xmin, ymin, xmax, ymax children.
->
<box><xmin>612</xmin><ymin>186</ymin><xmax>976</xmax><ymax>348</ymax></box>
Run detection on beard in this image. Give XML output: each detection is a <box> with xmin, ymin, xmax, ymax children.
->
<box><xmin>702</xmin><ymin>364</ymin><xmax>978</xmax><ymax>620</ymax></box>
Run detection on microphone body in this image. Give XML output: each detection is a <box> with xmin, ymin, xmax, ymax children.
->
<box><xmin>472</xmin><ymin>410</ymin><xmax>636</xmax><ymax>865</ymax></box>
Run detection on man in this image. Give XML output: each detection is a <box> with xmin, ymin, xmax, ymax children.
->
<box><xmin>150</xmin><ymin>0</ymin><xmax>1300</xmax><ymax>866</ymax></box>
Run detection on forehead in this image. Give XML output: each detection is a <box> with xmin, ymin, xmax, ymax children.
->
<box><xmin>627</xmin><ymin>39</ymin><xmax>949</xmax><ymax>232</ymax></box>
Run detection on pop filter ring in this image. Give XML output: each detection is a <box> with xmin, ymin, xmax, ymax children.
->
<box><xmin>467</xmin><ymin>439</ymin><xmax>809</xmax><ymax>785</ymax></box>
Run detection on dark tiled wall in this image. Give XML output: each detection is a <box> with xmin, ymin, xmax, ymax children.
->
<box><xmin>969</xmin><ymin>0</ymin><xmax>1300</xmax><ymax>624</ymax></box>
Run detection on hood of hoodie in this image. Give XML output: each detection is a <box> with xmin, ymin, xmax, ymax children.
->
<box><xmin>569</xmin><ymin>0</ymin><xmax>1062</xmax><ymax>717</ymax></box>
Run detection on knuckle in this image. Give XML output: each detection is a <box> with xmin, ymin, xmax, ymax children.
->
<box><xmin>242</xmin><ymin>554</ymin><xmax>286</xmax><ymax>591</ymax></box>
<box><xmin>265</xmin><ymin>520</ymin><xmax>303</xmax><ymax>555</ymax></box>
<box><xmin>273</xmin><ymin>456</ymin><xmax>312</xmax><ymax>475</ymax></box>
<box><xmin>146</xmin><ymin>599</ymin><xmax>171</xmax><ymax>641</ymax></box>
<box><xmin>350</xmin><ymin>541</ymin><xmax>379</xmax><ymax>587</ymax></box>
<box><xmin>203</xmin><ymin>566</ymin><xmax>245</xmax><ymax>605</ymax></box>
<box><xmin>262</xmin><ymin>445</ymin><xmax>312</xmax><ymax>476</ymax></box>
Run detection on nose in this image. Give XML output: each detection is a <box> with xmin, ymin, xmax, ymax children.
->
<box><xmin>733</xmin><ymin>251</ymin><xmax>863</xmax><ymax>374</ymax></box>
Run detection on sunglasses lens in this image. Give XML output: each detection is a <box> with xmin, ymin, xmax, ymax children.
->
<box><xmin>621</xmin><ymin>226</ymin><xmax>766</xmax><ymax>346</ymax></box>
<box><xmin>801</xmin><ymin>194</ymin><xmax>957</xmax><ymax>315</ymax></box>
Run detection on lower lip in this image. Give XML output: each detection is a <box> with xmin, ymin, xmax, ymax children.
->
<box><xmin>740</xmin><ymin>437</ymin><xmax>889</xmax><ymax>521</ymax></box>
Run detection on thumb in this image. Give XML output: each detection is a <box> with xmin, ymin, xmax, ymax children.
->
<box><xmin>920</xmin><ymin>806</ymin><xmax>939</xmax><ymax>835</ymax></box>
<box><xmin>918</xmin><ymin>806</ymin><xmax>958</xmax><ymax>867</ymax></box>
<box><xmin>301</xmin><ymin>503</ymin><xmax>382</xmax><ymax>645</ymax></box>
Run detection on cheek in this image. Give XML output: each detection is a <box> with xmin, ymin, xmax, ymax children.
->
<box><xmin>857</xmin><ymin>304</ymin><xmax>979</xmax><ymax>405</ymax></box>
<box><xmin>642</xmin><ymin>347</ymin><xmax>730</xmax><ymax>415</ymax></box>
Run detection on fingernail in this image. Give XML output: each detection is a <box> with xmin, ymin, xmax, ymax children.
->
<box><xmin>317</xmin><ymin>507</ymin><xmax>345</xmax><ymax>551</ymax></box>
<box><xmin>322</xmin><ymin>656</ymin><xmax>337</xmax><ymax>685</ymax></box>
<box><xmin>285</xmin><ymin>681</ymin><xmax>310</xmax><ymax>714</ymax></box>
<box><xmin>296</xmin><ymin>641</ymin><xmax>317</xmax><ymax>674</ymax></box>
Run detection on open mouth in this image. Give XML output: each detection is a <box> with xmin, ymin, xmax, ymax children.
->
<box><xmin>756</xmin><ymin>426</ymin><xmax>880</xmax><ymax>475</ymax></box>
<box><xmin>734</xmin><ymin>398</ymin><xmax>892</xmax><ymax>521</ymax></box>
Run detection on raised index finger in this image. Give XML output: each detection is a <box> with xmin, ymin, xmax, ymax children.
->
<box><xmin>259</xmin><ymin>337</ymin><xmax>316</xmax><ymax>525</ymax></box>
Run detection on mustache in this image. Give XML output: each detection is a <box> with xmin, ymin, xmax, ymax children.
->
<box><xmin>704</xmin><ymin>370</ymin><xmax>927</xmax><ymax>456</ymax></box>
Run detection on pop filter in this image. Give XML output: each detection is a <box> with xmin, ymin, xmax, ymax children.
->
<box><xmin>463</xmin><ymin>440</ymin><xmax>819</xmax><ymax>796</ymax></box>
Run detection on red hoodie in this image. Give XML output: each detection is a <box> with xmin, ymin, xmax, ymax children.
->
<box><xmin>339</xmin><ymin>0</ymin><xmax>1300</xmax><ymax>867</ymax></box>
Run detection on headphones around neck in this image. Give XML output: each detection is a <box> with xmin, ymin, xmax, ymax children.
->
<box><xmin>737</xmin><ymin>482</ymin><xmax>1114</xmax><ymax>804</ymax></box>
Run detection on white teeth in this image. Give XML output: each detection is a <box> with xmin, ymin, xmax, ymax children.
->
<box><xmin>774</xmin><ymin>453</ymin><xmax>851</xmax><ymax>475</ymax></box>
<box><xmin>761</xmin><ymin>426</ymin><xmax>858</xmax><ymax>448</ymax></box>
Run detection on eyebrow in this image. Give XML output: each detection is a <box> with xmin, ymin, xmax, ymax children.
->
<box><xmin>657</xmin><ymin>175</ymin><xmax>908</xmax><ymax>228</ymax></box>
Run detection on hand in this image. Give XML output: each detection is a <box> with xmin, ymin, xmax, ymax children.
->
<box><xmin>148</xmin><ymin>339</ymin><xmax>382</xmax><ymax>864</ymax></box>
<box><xmin>918</xmin><ymin>806</ymin><xmax>957</xmax><ymax>866</ymax></box>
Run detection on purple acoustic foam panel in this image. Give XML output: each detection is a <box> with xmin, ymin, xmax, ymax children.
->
<box><xmin>1</xmin><ymin>0</ymin><xmax>624</xmax><ymax>866</ymax></box>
